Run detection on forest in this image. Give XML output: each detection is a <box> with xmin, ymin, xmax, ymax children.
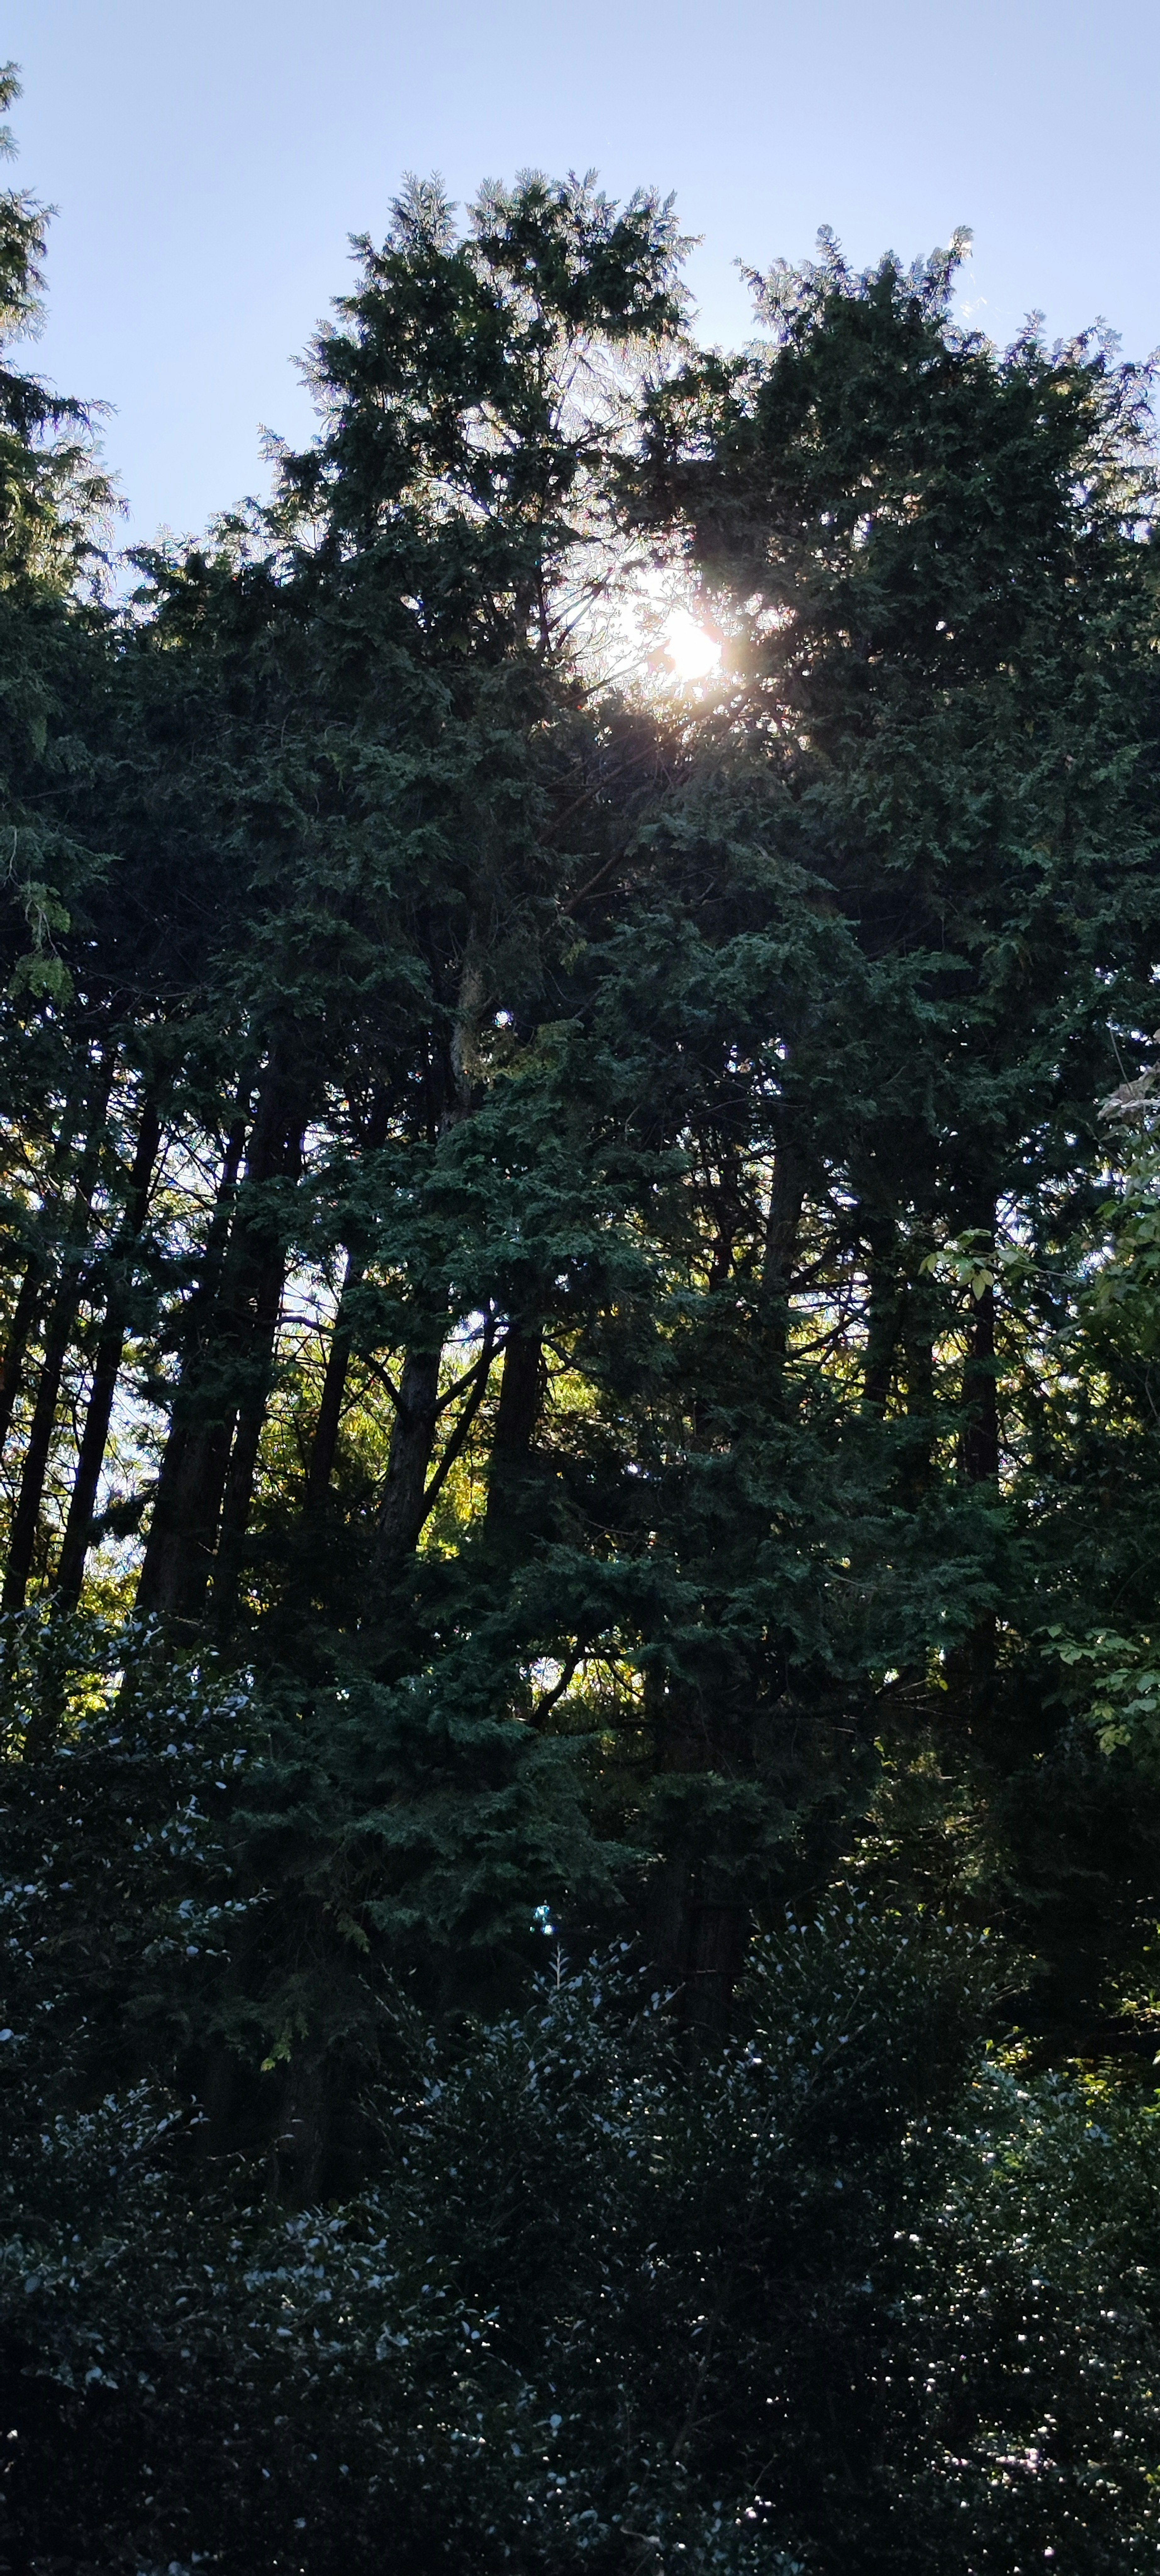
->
<box><xmin>3</xmin><ymin>56</ymin><xmax>1160</xmax><ymax>2573</ymax></box>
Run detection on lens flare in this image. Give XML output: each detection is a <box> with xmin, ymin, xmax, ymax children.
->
<box><xmin>661</xmin><ymin>607</ymin><xmax>721</xmax><ymax>685</ymax></box>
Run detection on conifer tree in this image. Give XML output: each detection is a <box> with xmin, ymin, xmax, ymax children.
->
<box><xmin>3</xmin><ymin>105</ymin><xmax>1160</xmax><ymax>2576</ymax></box>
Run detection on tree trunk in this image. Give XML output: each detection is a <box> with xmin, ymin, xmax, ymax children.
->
<box><xmin>304</xmin><ymin>1251</ymin><xmax>363</xmax><ymax>1513</ymax></box>
<box><xmin>484</xmin><ymin>1324</ymin><xmax>544</xmax><ymax>1532</ymax></box>
<box><xmin>638</xmin><ymin>1147</ymin><xmax>806</xmax><ymax>2025</ymax></box>
<box><xmin>862</xmin><ymin>1213</ymin><xmax>901</xmax><ymax>1415</ymax></box>
<box><xmin>958</xmin><ymin>1203</ymin><xmax>999</xmax><ymax>1487</ymax></box>
<box><xmin>53</xmin><ymin>1097</ymin><xmax>164</xmax><ymax>1612</ymax></box>
<box><xmin>3</xmin><ymin>1071</ymin><xmax>114</xmax><ymax>1611</ymax></box>
<box><xmin>947</xmin><ymin>1207</ymin><xmax>1001</xmax><ymax>1717</ymax></box>
<box><xmin>137</xmin><ymin>1066</ymin><xmax>304</xmax><ymax>1624</ymax></box>
<box><xmin>376</xmin><ymin>1341</ymin><xmax>444</xmax><ymax>1568</ymax></box>
<box><xmin>3</xmin><ymin>1282</ymin><xmax>84</xmax><ymax>1608</ymax></box>
<box><xmin>369</xmin><ymin>950</ymin><xmax>489</xmax><ymax>1579</ymax></box>
<box><xmin>135</xmin><ymin>1108</ymin><xmax>248</xmax><ymax>1619</ymax></box>
<box><xmin>136</xmin><ymin>1405</ymin><xmax>235</xmax><ymax>1624</ymax></box>
<box><xmin>0</xmin><ymin>1093</ymin><xmax>86</xmax><ymax>1461</ymax></box>
<box><xmin>959</xmin><ymin>1274</ymin><xmax>999</xmax><ymax>1485</ymax></box>
<box><xmin>644</xmin><ymin>1677</ymin><xmax>750</xmax><ymax>2041</ymax></box>
<box><xmin>302</xmin><ymin>1094</ymin><xmax>392</xmax><ymax>1517</ymax></box>
<box><xmin>681</xmin><ymin>1898</ymin><xmax>750</xmax><ymax>2037</ymax></box>
<box><xmin>210</xmin><ymin>1226</ymin><xmax>294</xmax><ymax>1634</ymax></box>
<box><xmin>371</xmin><ymin>959</ymin><xmax>486</xmax><ymax>1578</ymax></box>
<box><xmin>0</xmin><ymin>1259</ymin><xmax>45</xmax><ymax>1461</ymax></box>
<box><xmin>761</xmin><ymin>1139</ymin><xmax>806</xmax><ymax>1378</ymax></box>
<box><xmin>899</xmin><ymin>1257</ymin><xmax>937</xmax><ymax>1502</ymax></box>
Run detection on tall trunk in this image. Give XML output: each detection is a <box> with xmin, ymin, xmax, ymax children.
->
<box><xmin>176</xmin><ymin>1082</ymin><xmax>301</xmax><ymax>1626</ymax></box>
<box><xmin>53</xmin><ymin>1098</ymin><xmax>165</xmax><ymax>1613</ymax></box>
<box><xmin>862</xmin><ymin>1213</ymin><xmax>901</xmax><ymax>1415</ymax></box>
<box><xmin>484</xmin><ymin>1324</ymin><xmax>544</xmax><ymax>1532</ymax></box>
<box><xmin>3</xmin><ymin>1283</ymin><xmax>84</xmax><ymax>1609</ymax></box>
<box><xmin>371</xmin><ymin>961</ymin><xmax>484</xmax><ymax>1579</ymax></box>
<box><xmin>644</xmin><ymin>1676</ymin><xmax>750</xmax><ymax>2039</ymax></box>
<box><xmin>376</xmin><ymin>1341</ymin><xmax>444</xmax><ymax>1568</ymax></box>
<box><xmin>761</xmin><ymin>1139</ymin><xmax>806</xmax><ymax>1379</ymax></box>
<box><xmin>642</xmin><ymin>1143</ymin><xmax>806</xmax><ymax>2024</ymax></box>
<box><xmin>3</xmin><ymin>1070</ymin><xmax>114</xmax><ymax>1611</ymax></box>
<box><xmin>947</xmin><ymin>1204</ymin><xmax>1001</xmax><ymax>1717</ymax></box>
<box><xmin>136</xmin><ymin>1108</ymin><xmax>248</xmax><ymax>1618</ymax></box>
<box><xmin>959</xmin><ymin>1268</ymin><xmax>999</xmax><ymax>1484</ymax></box>
<box><xmin>899</xmin><ymin>1253</ymin><xmax>937</xmax><ymax>1502</ymax></box>
<box><xmin>301</xmin><ymin>1095</ymin><xmax>394</xmax><ymax>1518</ymax></box>
<box><xmin>304</xmin><ymin>1252</ymin><xmax>362</xmax><ymax>1513</ymax></box>
<box><xmin>368</xmin><ymin>959</ymin><xmax>488</xmax><ymax>1582</ymax></box>
<box><xmin>137</xmin><ymin>1408</ymin><xmax>235</xmax><ymax>1625</ymax></box>
<box><xmin>137</xmin><ymin>1067</ymin><xmax>304</xmax><ymax>1624</ymax></box>
<box><xmin>210</xmin><ymin>1222</ymin><xmax>295</xmax><ymax>1633</ymax></box>
<box><xmin>0</xmin><ymin>1259</ymin><xmax>45</xmax><ymax>1461</ymax></box>
<box><xmin>681</xmin><ymin>1897</ymin><xmax>750</xmax><ymax>2038</ymax></box>
<box><xmin>0</xmin><ymin>1093</ymin><xmax>86</xmax><ymax>1460</ymax></box>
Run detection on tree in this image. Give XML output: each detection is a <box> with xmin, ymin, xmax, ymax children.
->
<box><xmin>3</xmin><ymin>111</ymin><xmax>1160</xmax><ymax>2565</ymax></box>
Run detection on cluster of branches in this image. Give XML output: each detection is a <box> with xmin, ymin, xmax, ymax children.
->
<box><xmin>5</xmin><ymin>60</ymin><xmax>1160</xmax><ymax>2570</ymax></box>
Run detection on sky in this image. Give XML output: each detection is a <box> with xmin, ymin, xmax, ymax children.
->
<box><xmin>5</xmin><ymin>0</ymin><xmax>1158</xmax><ymax>553</ymax></box>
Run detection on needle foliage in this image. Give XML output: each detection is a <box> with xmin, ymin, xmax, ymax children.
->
<box><xmin>3</xmin><ymin>72</ymin><xmax>1160</xmax><ymax>2573</ymax></box>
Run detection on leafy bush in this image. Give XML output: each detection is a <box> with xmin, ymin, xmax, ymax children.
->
<box><xmin>3</xmin><ymin>1910</ymin><xmax>1158</xmax><ymax>2573</ymax></box>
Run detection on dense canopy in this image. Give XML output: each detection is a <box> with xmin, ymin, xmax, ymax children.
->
<box><xmin>3</xmin><ymin>65</ymin><xmax>1160</xmax><ymax>2574</ymax></box>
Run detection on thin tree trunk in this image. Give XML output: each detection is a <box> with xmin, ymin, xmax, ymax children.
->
<box><xmin>301</xmin><ymin>1093</ymin><xmax>393</xmax><ymax>1517</ymax></box>
<box><xmin>0</xmin><ymin>1093</ymin><xmax>85</xmax><ymax>1459</ymax></box>
<box><xmin>947</xmin><ymin>1204</ymin><xmax>1001</xmax><ymax>1715</ymax></box>
<box><xmin>862</xmin><ymin>1213</ymin><xmax>901</xmax><ymax>1415</ymax></box>
<box><xmin>376</xmin><ymin>1341</ymin><xmax>444</xmax><ymax>1568</ymax></box>
<box><xmin>3</xmin><ymin>1283</ymin><xmax>84</xmax><ymax>1608</ymax></box>
<box><xmin>54</xmin><ymin>1097</ymin><xmax>164</xmax><ymax>1612</ymax></box>
<box><xmin>899</xmin><ymin>1257</ymin><xmax>937</xmax><ymax>1502</ymax></box>
<box><xmin>136</xmin><ymin>1106</ymin><xmax>248</xmax><ymax>1618</ymax></box>
<box><xmin>370</xmin><ymin>952</ymin><xmax>485</xmax><ymax>1579</ymax></box>
<box><xmin>139</xmin><ymin>1069</ymin><xmax>304</xmax><ymax>1626</ymax></box>
<box><xmin>0</xmin><ymin>1260</ymin><xmax>45</xmax><ymax>1460</ymax></box>
<box><xmin>304</xmin><ymin>1251</ymin><xmax>363</xmax><ymax>1513</ymax></box>
<box><xmin>210</xmin><ymin>1229</ymin><xmax>295</xmax><ymax>1633</ymax></box>
<box><xmin>3</xmin><ymin>1070</ymin><xmax>114</xmax><ymax>1611</ymax></box>
<box><xmin>959</xmin><ymin>1270</ymin><xmax>999</xmax><ymax>1484</ymax></box>
<box><xmin>761</xmin><ymin>1139</ymin><xmax>806</xmax><ymax>1377</ymax></box>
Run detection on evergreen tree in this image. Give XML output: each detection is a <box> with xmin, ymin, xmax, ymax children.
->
<box><xmin>1</xmin><ymin>83</ymin><xmax>1159</xmax><ymax>2569</ymax></box>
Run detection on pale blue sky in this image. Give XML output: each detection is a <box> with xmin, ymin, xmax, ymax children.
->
<box><xmin>6</xmin><ymin>0</ymin><xmax>1158</xmax><ymax>551</ymax></box>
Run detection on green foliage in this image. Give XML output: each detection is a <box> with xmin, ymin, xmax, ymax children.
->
<box><xmin>3</xmin><ymin>1920</ymin><xmax>1159</xmax><ymax>2572</ymax></box>
<box><xmin>3</xmin><ymin>71</ymin><xmax>1160</xmax><ymax>2569</ymax></box>
<box><xmin>0</xmin><ymin>1611</ymin><xmax>260</xmax><ymax>2099</ymax></box>
<box><xmin>0</xmin><ymin>62</ymin><xmax>112</xmax><ymax>590</ymax></box>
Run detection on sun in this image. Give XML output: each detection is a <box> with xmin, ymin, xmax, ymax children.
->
<box><xmin>661</xmin><ymin>606</ymin><xmax>721</xmax><ymax>686</ymax></box>
<box><xmin>594</xmin><ymin>570</ymin><xmax>722</xmax><ymax>695</ymax></box>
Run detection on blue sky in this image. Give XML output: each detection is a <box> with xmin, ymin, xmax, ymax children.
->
<box><xmin>6</xmin><ymin>0</ymin><xmax>1158</xmax><ymax>550</ymax></box>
